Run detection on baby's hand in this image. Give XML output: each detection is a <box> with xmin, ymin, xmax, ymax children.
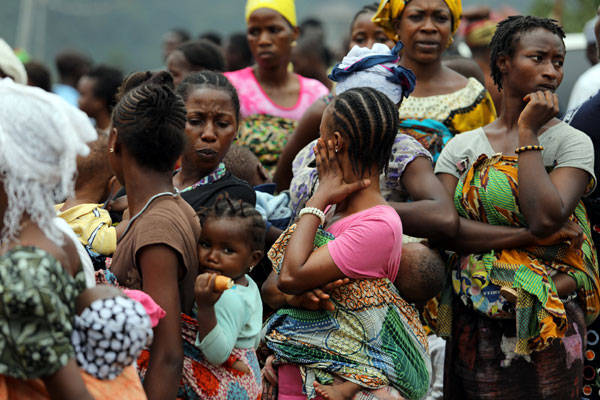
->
<box><xmin>194</xmin><ymin>273</ymin><xmax>223</xmax><ymax>307</ymax></box>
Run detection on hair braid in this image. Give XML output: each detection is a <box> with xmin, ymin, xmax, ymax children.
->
<box><xmin>197</xmin><ymin>194</ymin><xmax>266</xmax><ymax>252</ymax></box>
<box><xmin>112</xmin><ymin>80</ymin><xmax>186</xmax><ymax>172</ymax></box>
<box><xmin>329</xmin><ymin>87</ymin><xmax>398</xmax><ymax>176</ymax></box>
<box><xmin>490</xmin><ymin>15</ymin><xmax>565</xmax><ymax>90</ymax></box>
<box><xmin>175</xmin><ymin>70</ymin><xmax>240</xmax><ymax>121</ymax></box>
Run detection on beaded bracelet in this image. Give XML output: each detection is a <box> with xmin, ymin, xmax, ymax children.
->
<box><xmin>298</xmin><ymin>207</ymin><xmax>326</xmax><ymax>226</ymax></box>
<box><xmin>515</xmin><ymin>145</ymin><xmax>544</xmax><ymax>154</ymax></box>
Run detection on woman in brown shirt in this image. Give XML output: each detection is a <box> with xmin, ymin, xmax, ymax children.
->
<box><xmin>107</xmin><ymin>73</ymin><xmax>200</xmax><ymax>400</ymax></box>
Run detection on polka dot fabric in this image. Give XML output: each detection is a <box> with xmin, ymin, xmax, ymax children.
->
<box><xmin>72</xmin><ymin>296</ymin><xmax>153</xmax><ymax>380</ymax></box>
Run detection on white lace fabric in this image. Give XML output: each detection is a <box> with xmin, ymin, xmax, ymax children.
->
<box><xmin>0</xmin><ymin>78</ymin><xmax>97</xmax><ymax>248</ymax></box>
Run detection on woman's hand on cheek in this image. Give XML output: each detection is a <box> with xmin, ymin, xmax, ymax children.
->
<box><xmin>518</xmin><ymin>90</ymin><xmax>559</xmax><ymax>136</ymax></box>
<box><xmin>194</xmin><ymin>273</ymin><xmax>223</xmax><ymax>308</ymax></box>
<box><xmin>310</xmin><ymin>138</ymin><xmax>370</xmax><ymax>208</ymax></box>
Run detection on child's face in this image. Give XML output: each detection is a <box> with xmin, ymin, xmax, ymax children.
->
<box><xmin>198</xmin><ymin>217</ymin><xmax>258</xmax><ymax>279</ymax></box>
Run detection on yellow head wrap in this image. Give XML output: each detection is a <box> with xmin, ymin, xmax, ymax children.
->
<box><xmin>372</xmin><ymin>0</ymin><xmax>462</xmax><ymax>40</ymax></box>
<box><xmin>465</xmin><ymin>19</ymin><xmax>497</xmax><ymax>48</ymax></box>
<box><xmin>245</xmin><ymin>0</ymin><xmax>297</xmax><ymax>27</ymax></box>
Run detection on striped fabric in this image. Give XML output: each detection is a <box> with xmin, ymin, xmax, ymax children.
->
<box><xmin>437</xmin><ymin>154</ymin><xmax>600</xmax><ymax>355</ymax></box>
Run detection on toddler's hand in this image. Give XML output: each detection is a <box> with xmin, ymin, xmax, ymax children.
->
<box><xmin>194</xmin><ymin>273</ymin><xmax>223</xmax><ymax>307</ymax></box>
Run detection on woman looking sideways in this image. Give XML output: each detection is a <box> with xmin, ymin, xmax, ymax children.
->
<box><xmin>435</xmin><ymin>16</ymin><xmax>600</xmax><ymax>399</ymax></box>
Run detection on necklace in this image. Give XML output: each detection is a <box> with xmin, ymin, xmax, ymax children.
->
<box><xmin>119</xmin><ymin>190</ymin><xmax>178</xmax><ymax>239</ymax></box>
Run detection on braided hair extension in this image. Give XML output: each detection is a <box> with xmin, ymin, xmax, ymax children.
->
<box><xmin>490</xmin><ymin>15</ymin><xmax>565</xmax><ymax>90</ymax></box>
<box><xmin>115</xmin><ymin>70</ymin><xmax>175</xmax><ymax>103</ymax></box>
<box><xmin>175</xmin><ymin>70</ymin><xmax>240</xmax><ymax>121</ymax></box>
<box><xmin>112</xmin><ymin>78</ymin><xmax>186</xmax><ymax>173</ymax></box>
<box><xmin>329</xmin><ymin>87</ymin><xmax>399</xmax><ymax>177</ymax></box>
<box><xmin>197</xmin><ymin>194</ymin><xmax>266</xmax><ymax>252</ymax></box>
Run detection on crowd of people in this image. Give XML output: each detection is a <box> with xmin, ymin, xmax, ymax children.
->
<box><xmin>1</xmin><ymin>0</ymin><xmax>599</xmax><ymax>399</ymax></box>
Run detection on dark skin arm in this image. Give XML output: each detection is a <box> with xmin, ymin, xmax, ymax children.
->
<box><xmin>43</xmin><ymin>360</ymin><xmax>93</xmax><ymax>400</ymax></box>
<box><xmin>138</xmin><ymin>244</ymin><xmax>184</xmax><ymax>400</ymax></box>
<box><xmin>194</xmin><ymin>273</ymin><xmax>222</xmax><ymax>342</ymax></box>
<box><xmin>434</xmin><ymin>173</ymin><xmax>584</xmax><ymax>254</ymax></box>
<box><xmin>517</xmin><ymin>91</ymin><xmax>591</xmax><ymax>237</ymax></box>
<box><xmin>277</xmin><ymin>139</ymin><xmax>369</xmax><ymax>294</ymax></box>
<box><xmin>389</xmin><ymin>156</ymin><xmax>459</xmax><ymax>240</ymax></box>
<box><xmin>262</xmin><ymin>269</ymin><xmax>349</xmax><ymax>311</ymax></box>
<box><xmin>274</xmin><ymin>99</ymin><xmax>326</xmax><ymax>191</ymax></box>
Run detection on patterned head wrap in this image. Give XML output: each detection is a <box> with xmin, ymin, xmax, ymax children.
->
<box><xmin>0</xmin><ymin>78</ymin><xmax>96</xmax><ymax>249</ymax></box>
<box><xmin>245</xmin><ymin>0</ymin><xmax>297</xmax><ymax>27</ymax></box>
<box><xmin>329</xmin><ymin>41</ymin><xmax>416</xmax><ymax>104</ymax></box>
<box><xmin>464</xmin><ymin>19</ymin><xmax>497</xmax><ymax>48</ymax></box>
<box><xmin>372</xmin><ymin>0</ymin><xmax>463</xmax><ymax>40</ymax></box>
<box><xmin>72</xmin><ymin>296</ymin><xmax>153</xmax><ymax>380</ymax></box>
<box><xmin>0</xmin><ymin>39</ymin><xmax>26</xmax><ymax>84</ymax></box>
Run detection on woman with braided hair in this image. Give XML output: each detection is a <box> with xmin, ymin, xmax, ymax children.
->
<box><xmin>263</xmin><ymin>87</ymin><xmax>431</xmax><ymax>400</ymax></box>
<box><xmin>107</xmin><ymin>71</ymin><xmax>201</xmax><ymax>399</ymax></box>
<box><xmin>173</xmin><ymin>70</ymin><xmax>256</xmax><ymax>210</ymax></box>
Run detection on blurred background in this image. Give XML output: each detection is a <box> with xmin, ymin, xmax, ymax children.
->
<box><xmin>0</xmin><ymin>0</ymin><xmax>597</xmax><ymax>111</ymax></box>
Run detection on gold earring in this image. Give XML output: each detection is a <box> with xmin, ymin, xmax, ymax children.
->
<box><xmin>291</xmin><ymin>40</ymin><xmax>297</xmax><ymax>47</ymax></box>
<box><xmin>109</xmin><ymin>148</ymin><xmax>114</xmax><ymax>153</ymax></box>
<box><xmin>447</xmin><ymin>36</ymin><xmax>454</xmax><ymax>48</ymax></box>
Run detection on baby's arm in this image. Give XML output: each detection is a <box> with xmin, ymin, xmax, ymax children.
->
<box><xmin>194</xmin><ymin>273</ymin><xmax>244</xmax><ymax>365</ymax></box>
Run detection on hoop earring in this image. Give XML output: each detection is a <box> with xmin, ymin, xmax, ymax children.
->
<box><xmin>109</xmin><ymin>148</ymin><xmax>114</xmax><ymax>153</ymax></box>
<box><xmin>446</xmin><ymin>36</ymin><xmax>454</xmax><ymax>48</ymax></box>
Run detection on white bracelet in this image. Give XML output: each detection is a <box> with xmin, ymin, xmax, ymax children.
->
<box><xmin>298</xmin><ymin>207</ymin><xmax>326</xmax><ymax>226</ymax></box>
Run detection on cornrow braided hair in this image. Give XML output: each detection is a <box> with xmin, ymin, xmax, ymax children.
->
<box><xmin>329</xmin><ymin>87</ymin><xmax>399</xmax><ymax>177</ymax></box>
<box><xmin>115</xmin><ymin>70</ymin><xmax>175</xmax><ymax>103</ymax></box>
<box><xmin>490</xmin><ymin>15</ymin><xmax>565</xmax><ymax>90</ymax></box>
<box><xmin>175</xmin><ymin>70</ymin><xmax>240</xmax><ymax>121</ymax></box>
<box><xmin>112</xmin><ymin>80</ymin><xmax>186</xmax><ymax>172</ymax></box>
<box><xmin>197</xmin><ymin>194</ymin><xmax>266</xmax><ymax>252</ymax></box>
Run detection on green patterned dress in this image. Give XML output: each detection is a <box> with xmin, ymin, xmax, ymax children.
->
<box><xmin>0</xmin><ymin>246</ymin><xmax>86</xmax><ymax>379</ymax></box>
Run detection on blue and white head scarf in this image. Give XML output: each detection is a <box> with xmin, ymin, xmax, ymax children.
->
<box><xmin>329</xmin><ymin>41</ymin><xmax>416</xmax><ymax>105</ymax></box>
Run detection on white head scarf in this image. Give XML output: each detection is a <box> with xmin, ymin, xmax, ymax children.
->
<box><xmin>0</xmin><ymin>78</ymin><xmax>97</xmax><ymax>248</ymax></box>
<box><xmin>331</xmin><ymin>42</ymin><xmax>415</xmax><ymax>105</ymax></box>
<box><xmin>0</xmin><ymin>39</ymin><xmax>27</xmax><ymax>84</ymax></box>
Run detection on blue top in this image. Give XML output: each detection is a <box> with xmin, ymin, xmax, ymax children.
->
<box><xmin>195</xmin><ymin>275</ymin><xmax>262</xmax><ymax>365</ymax></box>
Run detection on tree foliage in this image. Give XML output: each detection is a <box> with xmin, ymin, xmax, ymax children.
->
<box><xmin>529</xmin><ymin>0</ymin><xmax>598</xmax><ymax>33</ymax></box>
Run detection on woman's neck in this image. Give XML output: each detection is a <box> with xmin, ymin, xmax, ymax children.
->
<box><xmin>174</xmin><ymin>160</ymin><xmax>217</xmax><ymax>190</ymax></box>
<box><xmin>400</xmin><ymin>57</ymin><xmax>443</xmax><ymax>83</ymax></box>
<box><xmin>253</xmin><ymin>63</ymin><xmax>290</xmax><ymax>87</ymax></box>
<box><xmin>335</xmin><ymin>174</ymin><xmax>385</xmax><ymax>216</ymax></box>
<box><xmin>496</xmin><ymin>89</ymin><xmax>528</xmax><ymax>132</ymax></box>
<box><xmin>124</xmin><ymin>162</ymin><xmax>176</xmax><ymax>217</ymax></box>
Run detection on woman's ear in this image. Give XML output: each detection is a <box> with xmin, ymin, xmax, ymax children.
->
<box><xmin>393</xmin><ymin>20</ymin><xmax>402</xmax><ymax>40</ymax></box>
<box><xmin>292</xmin><ymin>26</ymin><xmax>300</xmax><ymax>43</ymax></box>
<box><xmin>108</xmin><ymin>127</ymin><xmax>120</xmax><ymax>154</ymax></box>
<box><xmin>497</xmin><ymin>54</ymin><xmax>510</xmax><ymax>75</ymax></box>
<box><xmin>333</xmin><ymin>131</ymin><xmax>345</xmax><ymax>153</ymax></box>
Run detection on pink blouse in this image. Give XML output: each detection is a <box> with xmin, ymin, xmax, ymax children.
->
<box><xmin>224</xmin><ymin>67</ymin><xmax>329</xmax><ymax>121</ymax></box>
<box><xmin>326</xmin><ymin>205</ymin><xmax>403</xmax><ymax>283</ymax></box>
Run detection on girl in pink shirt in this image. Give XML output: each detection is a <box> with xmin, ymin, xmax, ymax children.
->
<box><xmin>263</xmin><ymin>87</ymin><xmax>431</xmax><ymax>400</ymax></box>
